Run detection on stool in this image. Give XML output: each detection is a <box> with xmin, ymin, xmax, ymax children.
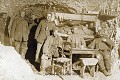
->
<box><xmin>52</xmin><ymin>57</ymin><xmax>72</xmax><ymax>75</ymax></box>
<box><xmin>79</xmin><ymin>58</ymin><xmax>98</xmax><ymax>78</ymax></box>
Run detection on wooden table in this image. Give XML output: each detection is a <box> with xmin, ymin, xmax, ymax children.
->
<box><xmin>71</xmin><ymin>48</ymin><xmax>97</xmax><ymax>70</ymax></box>
<box><xmin>72</xmin><ymin>48</ymin><xmax>97</xmax><ymax>57</ymax></box>
<box><xmin>72</xmin><ymin>48</ymin><xmax>98</xmax><ymax>77</ymax></box>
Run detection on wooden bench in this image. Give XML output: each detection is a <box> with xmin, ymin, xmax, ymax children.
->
<box><xmin>79</xmin><ymin>58</ymin><xmax>98</xmax><ymax>78</ymax></box>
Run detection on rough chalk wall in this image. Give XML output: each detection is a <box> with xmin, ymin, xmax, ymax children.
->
<box><xmin>0</xmin><ymin>0</ymin><xmax>107</xmax><ymax>17</ymax></box>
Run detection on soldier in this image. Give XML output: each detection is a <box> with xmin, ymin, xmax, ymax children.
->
<box><xmin>40</xmin><ymin>29</ymin><xmax>63</xmax><ymax>74</ymax></box>
<box><xmin>67</xmin><ymin>26</ymin><xmax>86</xmax><ymax>69</ymax></box>
<box><xmin>88</xmin><ymin>33</ymin><xmax>114</xmax><ymax>76</ymax></box>
<box><xmin>10</xmin><ymin>11</ymin><xmax>29</xmax><ymax>59</ymax></box>
<box><xmin>35</xmin><ymin>13</ymin><xmax>56</xmax><ymax>63</ymax></box>
<box><xmin>67</xmin><ymin>26</ymin><xmax>86</xmax><ymax>48</ymax></box>
<box><xmin>0</xmin><ymin>13</ymin><xmax>6</xmax><ymax>45</ymax></box>
<box><xmin>0</xmin><ymin>13</ymin><xmax>10</xmax><ymax>45</ymax></box>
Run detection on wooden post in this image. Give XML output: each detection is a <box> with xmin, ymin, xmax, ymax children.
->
<box><xmin>80</xmin><ymin>63</ymin><xmax>86</xmax><ymax>78</ymax></box>
<box><xmin>63</xmin><ymin>62</ymin><xmax>66</xmax><ymax>75</ymax></box>
<box><xmin>90</xmin><ymin>66</ymin><xmax>95</xmax><ymax>77</ymax></box>
<box><xmin>52</xmin><ymin>59</ymin><xmax>55</xmax><ymax>74</ymax></box>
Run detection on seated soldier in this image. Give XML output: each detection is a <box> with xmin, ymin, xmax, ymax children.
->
<box><xmin>67</xmin><ymin>26</ymin><xmax>86</xmax><ymax>48</ymax></box>
<box><xmin>67</xmin><ymin>26</ymin><xmax>86</xmax><ymax>69</ymax></box>
<box><xmin>88</xmin><ymin>33</ymin><xmax>114</xmax><ymax>76</ymax></box>
<box><xmin>40</xmin><ymin>28</ymin><xmax>63</xmax><ymax>74</ymax></box>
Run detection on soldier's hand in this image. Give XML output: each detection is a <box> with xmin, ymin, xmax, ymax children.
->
<box><xmin>102</xmin><ymin>38</ymin><xmax>106</xmax><ymax>42</ymax></box>
<box><xmin>62</xmin><ymin>55</ymin><xmax>66</xmax><ymax>58</ymax></box>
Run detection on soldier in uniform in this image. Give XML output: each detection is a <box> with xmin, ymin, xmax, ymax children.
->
<box><xmin>67</xmin><ymin>26</ymin><xmax>86</xmax><ymax>48</ymax></box>
<box><xmin>10</xmin><ymin>11</ymin><xmax>29</xmax><ymax>59</ymax></box>
<box><xmin>0</xmin><ymin>13</ymin><xmax>6</xmax><ymax>45</ymax></box>
<box><xmin>88</xmin><ymin>33</ymin><xmax>114</xmax><ymax>76</ymax></box>
<box><xmin>67</xmin><ymin>26</ymin><xmax>86</xmax><ymax>69</ymax></box>
<box><xmin>0</xmin><ymin>13</ymin><xmax>10</xmax><ymax>45</ymax></box>
<box><xmin>35</xmin><ymin>13</ymin><xmax>56</xmax><ymax>63</ymax></box>
<box><xmin>40</xmin><ymin>29</ymin><xmax>63</xmax><ymax>74</ymax></box>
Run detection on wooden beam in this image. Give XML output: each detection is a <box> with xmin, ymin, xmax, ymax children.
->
<box><xmin>55</xmin><ymin>12</ymin><xmax>98</xmax><ymax>22</ymax></box>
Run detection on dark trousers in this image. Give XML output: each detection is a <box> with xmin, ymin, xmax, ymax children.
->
<box><xmin>95</xmin><ymin>50</ymin><xmax>111</xmax><ymax>71</ymax></box>
<box><xmin>14</xmin><ymin>40</ymin><xmax>28</xmax><ymax>58</ymax></box>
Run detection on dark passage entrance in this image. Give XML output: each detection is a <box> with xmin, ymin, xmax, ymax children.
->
<box><xmin>26</xmin><ymin>19</ymin><xmax>41</xmax><ymax>71</ymax></box>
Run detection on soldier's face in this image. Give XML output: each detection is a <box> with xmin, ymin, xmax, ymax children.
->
<box><xmin>86</xmin><ymin>24</ymin><xmax>89</xmax><ymax>28</ymax></box>
<box><xmin>105</xmin><ymin>23</ymin><xmax>109</xmax><ymax>28</ymax></box>
<box><xmin>21</xmin><ymin>12</ymin><xmax>25</xmax><ymax>18</ymax></box>
<box><xmin>73</xmin><ymin>28</ymin><xmax>78</xmax><ymax>34</ymax></box>
<box><xmin>47</xmin><ymin>14</ymin><xmax>52</xmax><ymax>21</ymax></box>
<box><xmin>3</xmin><ymin>14</ymin><xmax>7</xmax><ymax>18</ymax></box>
<box><xmin>89</xmin><ymin>23</ymin><xmax>94</xmax><ymax>28</ymax></box>
<box><xmin>32</xmin><ymin>15</ymin><xmax>36</xmax><ymax>20</ymax></box>
<box><xmin>53</xmin><ymin>30</ymin><xmax>58</xmax><ymax>37</ymax></box>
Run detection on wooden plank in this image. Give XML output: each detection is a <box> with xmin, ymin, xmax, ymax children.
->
<box><xmin>55</xmin><ymin>13</ymin><xmax>82</xmax><ymax>20</ymax></box>
<box><xmin>55</xmin><ymin>12</ymin><xmax>98</xmax><ymax>21</ymax></box>
<box><xmin>72</xmin><ymin>51</ymin><xmax>94</xmax><ymax>54</ymax></box>
<box><xmin>72</xmin><ymin>48</ymin><xmax>96</xmax><ymax>51</ymax></box>
<box><xmin>82</xmin><ymin>14</ymin><xmax>98</xmax><ymax>21</ymax></box>
<box><xmin>87</xmin><ymin>11</ymin><xmax>99</xmax><ymax>14</ymax></box>
<box><xmin>80</xmin><ymin>58</ymin><xmax>98</xmax><ymax>65</ymax></box>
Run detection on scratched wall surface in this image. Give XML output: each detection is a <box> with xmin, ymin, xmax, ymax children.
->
<box><xmin>0</xmin><ymin>0</ymin><xmax>108</xmax><ymax>17</ymax></box>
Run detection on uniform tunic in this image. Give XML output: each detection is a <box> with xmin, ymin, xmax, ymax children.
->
<box><xmin>88</xmin><ymin>37</ymin><xmax>114</xmax><ymax>50</ymax></box>
<box><xmin>41</xmin><ymin>35</ymin><xmax>63</xmax><ymax>70</ymax></box>
<box><xmin>35</xmin><ymin>19</ymin><xmax>56</xmax><ymax>44</ymax></box>
<box><xmin>11</xmin><ymin>17</ymin><xmax>29</xmax><ymax>41</ymax></box>
<box><xmin>67</xmin><ymin>34</ymin><xmax>86</xmax><ymax>48</ymax></box>
<box><xmin>0</xmin><ymin>18</ymin><xmax>6</xmax><ymax>44</ymax></box>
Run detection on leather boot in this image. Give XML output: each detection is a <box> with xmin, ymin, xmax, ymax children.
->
<box><xmin>102</xmin><ymin>69</ymin><xmax>111</xmax><ymax>76</ymax></box>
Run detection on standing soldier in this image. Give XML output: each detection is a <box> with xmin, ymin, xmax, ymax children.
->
<box><xmin>88</xmin><ymin>33</ymin><xmax>114</xmax><ymax>76</ymax></box>
<box><xmin>10</xmin><ymin>11</ymin><xmax>29</xmax><ymax>59</ymax></box>
<box><xmin>0</xmin><ymin>13</ymin><xmax>6</xmax><ymax>45</ymax></box>
<box><xmin>35</xmin><ymin>13</ymin><xmax>56</xmax><ymax>63</ymax></box>
<box><xmin>0</xmin><ymin>13</ymin><xmax>10</xmax><ymax>45</ymax></box>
